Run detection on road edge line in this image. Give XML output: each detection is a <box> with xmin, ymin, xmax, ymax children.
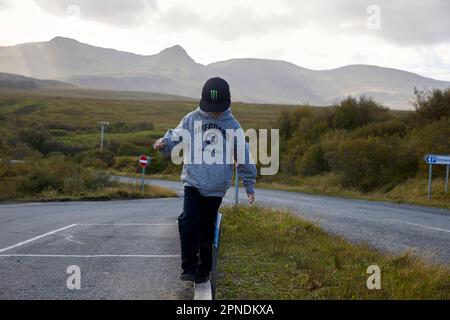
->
<box><xmin>0</xmin><ymin>224</ymin><xmax>78</xmax><ymax>254</ymax></box>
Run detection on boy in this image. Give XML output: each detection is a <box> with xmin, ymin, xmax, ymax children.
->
<box><xmin>154</xmin><ymin>77</ymin><xmax>257</xmax><ymax>283</ymax></box>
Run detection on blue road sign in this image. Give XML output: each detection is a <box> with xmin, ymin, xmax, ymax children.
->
<box><xmin>424</xmin><ymin>154</ymin><xmax>450</xmax><ymax>165</ymax></box>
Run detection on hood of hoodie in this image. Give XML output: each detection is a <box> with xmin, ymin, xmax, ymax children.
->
<box><xmin>194</xmin><ymin>107</ymin><xmax>235</xmax><ymax>122</ymax></box>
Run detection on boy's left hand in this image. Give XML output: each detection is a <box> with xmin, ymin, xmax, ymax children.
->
<box><xmin>247</xmin><ymin>193</ymin><xmax>255</xmax><ymax>204</ymax></box>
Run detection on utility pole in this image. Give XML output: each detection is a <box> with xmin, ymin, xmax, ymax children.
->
<box><xmin>97</xmin><ymin>121</ymin><xmax>110</xmax><ymax>151</ymax></box>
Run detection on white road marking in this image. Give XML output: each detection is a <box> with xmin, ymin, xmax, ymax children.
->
<box><xmin>62</xmin><ymin>234</ymin><xmax>85</xmax><ymax>245</ymax></box>
<box><xmin>386</xmin><ymin>219</ymin><xmax>450</xmax><ymax>234</ymax></box>
<box><xmin>0</xmin><ymin>254</ymin><xmax>180</xmax><ymax>258</ymax></box>
<box><xmin>0</xmin><ymin>224</ymin><xmax>78</xmax><ymax>254</ymax></box>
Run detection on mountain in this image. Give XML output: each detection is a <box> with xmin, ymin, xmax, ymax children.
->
<box><xmin>0</xmin><ymin>72</ymin><xmax>74</xmax><ymax>90</ymax></box>
<box><xmin>0</xmin><ymin>37</ymin><xmax>449</xmax><ymax>109</ymax></box>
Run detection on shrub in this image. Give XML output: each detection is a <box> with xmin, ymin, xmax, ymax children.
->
<box><xmin>276</xmin><ymin>107</ymin><xmax>314</xmax><ymax>140</ymax></box>
<box><xmin>352</xmin><ymin>118</ymin><xmax>409</xmax><ymax>138</ymax></box>
<box><xmin>117</xmin><ymin>142</ymin><xmax>142</xmax><ymax>156</ymax></box>
<box><xmin>324</xmin><ymin>136</ymin><xmax>412</xmax><ymax>192</ymax></box>
<box><xmin>83</xmin><ymin>170</ymin><xmax>111</xmax><ymax>191</ymax></box>
<box><xmin>408</xmin><ymin>118</ymin><xmax>450</xmax><ymax>176</ymax></box>
<box><xmin>79</xmin><ymin>150</ymin><xmax>116</xmax><ymax>168</ymax></box>
<box><xmin>0</xmin><ymin>156</ymin><xmax>115</xmax><ymax>200</ymax></box>
<box><xmin>412</xmin><ymin>88</ymin><xmax>450</xmax><ymax>124</ymax></box>
<box><xmin>333</xmin><ymin>96</ymin><xmax>389</xmax><ymax>130</ymax></box>
<box><xmin>299</xmin><ymin>144</ymin><xmax>330</xmax><ymax>176</ymax></box>
<box><xmin>19</xmin><ymin>128</ymin><xmax>51</xmax><ymax>153</ymax></box>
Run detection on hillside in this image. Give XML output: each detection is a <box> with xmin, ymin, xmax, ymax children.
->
<box><xmin>0</xmin><ymin>37</ymin><xmax>449</xmax><ymax>109</ymax></box>
<box><xmin>0</xmin><ymin>72</ymin><xmax>74</xmax><ymax>90</ymax></box>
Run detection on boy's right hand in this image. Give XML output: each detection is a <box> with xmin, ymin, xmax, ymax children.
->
<box><xmin>153</xmin><ymin>138</ymin><xmax>166</xmax><ymax>151</ymax></box>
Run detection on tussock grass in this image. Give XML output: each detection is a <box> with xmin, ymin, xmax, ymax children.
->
<box><xmin>0</xmin><ymin>157</ymin><xmax>176</xmax><ymax>203</ymax></box>
<box><xmin>0</xmin><ymin>184</ymin><xmax>177</xmax><ymax>203</ymax></box>
<box><xmin>217</xmin><ymin>206</ymin><xmax>450</xmax><ymax>300</ymax></box>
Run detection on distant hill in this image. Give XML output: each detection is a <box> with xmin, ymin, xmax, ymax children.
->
<box><xmin>0</xmin><ymin>84</ymin><xmax>194</xmax><ymax>102</ymax></box>
<box><xmin>0</xmin><ymin>37</ymin><xmax>449</xmax><ymax>109</ymax></box>
<box><xmin>0</xmin><ymin>72</ymin><xmax>74</xmax><ymax>90</ymax></box>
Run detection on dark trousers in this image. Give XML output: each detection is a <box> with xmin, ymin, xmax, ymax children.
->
<box><xmin>178</xmin><ymin>186</ymin><xmax>223</xmax><ymax>274</ymax></box>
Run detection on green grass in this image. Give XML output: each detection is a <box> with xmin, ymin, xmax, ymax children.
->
<box><xmin>0</xmin><ymin>90</ymin><xmax>289</xmax><ymax>133</ymax></box>
<box><xmin>217</xmin><ymin>206</ymin><xmax>450</xmax><ymax>300</ymax></box>
<box><xmin>0</xmin><ymin>183</ymin><xmax>177</xmax><ymax>203</ymax></box>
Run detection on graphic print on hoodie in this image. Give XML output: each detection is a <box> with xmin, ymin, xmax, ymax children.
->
<box><xmin>159</xmin><ymin>107</ymin><xmax>257</xmax><ymax>197</ymax></box>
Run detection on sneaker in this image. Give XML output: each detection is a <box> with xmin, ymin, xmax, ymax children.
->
<box><xmin>179</xmin><ymin>270</ymin><xmax>196</xmax><ymax>282</ymax></box>
<box><xmin>195</xmin><ymin>272</ymin><xmax>210</xmax><ymax>284</ymax></box>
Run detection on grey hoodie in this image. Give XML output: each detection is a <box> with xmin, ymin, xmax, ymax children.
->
<box><xmin>159</xmin><ymin>107</ymin><xmax>257</xmax><ymax>197</ymax></box>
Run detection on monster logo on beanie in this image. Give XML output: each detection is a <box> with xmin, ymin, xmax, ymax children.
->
<box><xmin>199</xmin><ymin>77</ymin><xmax>231</xmax><ymax>112</ymax></box>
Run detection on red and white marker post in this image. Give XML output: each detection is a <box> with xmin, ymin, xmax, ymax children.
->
<box><xmin>139</xmin><ymin>155</ymin><xmax>150</xmax><ymax>191</ymax></box>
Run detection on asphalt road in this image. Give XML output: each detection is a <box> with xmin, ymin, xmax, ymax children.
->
<box><xmin>0</xmin><ymin>198</ymin><xmax>192</xmax><ymax>299</ymax></box>
<box><xmin>0</xmin><ymin>177</ymin><xmax>449</xmax><ymax>299</ymax></box>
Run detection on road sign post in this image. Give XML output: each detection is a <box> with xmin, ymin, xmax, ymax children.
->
<box><xmin>428</xmin><ymin>164</ymin><xmax>433</xmax><ymax>200</ymax></box>
<box><xmin>446</xmin><ymin>165</ymin><xmax>449</xmax><ymax>194</ymax></box>
<box><xmin>139</xmin><ymin>155</ymin><xmax>150</xmax><ymax>192</ymax></box>
<box><xmin>424</xmin><ymin>154</ymin><xmax>450</xmax><ymax>200</ymax></box>
<box><xmin>234</xmin><ymin>164</ymin><xmax>239</xmax><ymax>205</ymax></box>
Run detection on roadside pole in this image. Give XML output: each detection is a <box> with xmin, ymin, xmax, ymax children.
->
<box><xmin>141</xmin><ymin>166</ymin><xmax>145</xmax><ymax>192</ymax></box>
<box><xmin>428</xmin><ymin>164</ymin><xmax>433</xmax><ymax>200</ymax></box>
<box><xmin>139</xmin><ymin>155</ymin><xmax>149</xmax><ymax>192</ymax></box>
<box><xmin>235</xmin><ymin>164</ymin><xmax>239</xmax><ymax>205</ymax></box>
<box><xmin>100</xmin><ymin>125</ymin><xmax>104</xmax><ymax>151</ymax></box>
<box><xmin>446</xmin><ymin>165</ymin><xmax>449</xmax><ymax>194</ymax></box>
<box><xmin>97</xmin><ymin>121</ymin><xmax>109</xmax><ymax>151</ymax></box>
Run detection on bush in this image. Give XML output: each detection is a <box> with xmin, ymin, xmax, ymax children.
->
<box><xmin>18</xmin><ymin>127</ymin><xmax>85</xmax><ymax>155</ymax></box>
<box><xmin>352</xmin><ymin>118</ymin><xmax>409</xmax><ymax>138</ymax></box>
<box><xmin>78</xmin><ymin>150</ymin><xmax>116</xmax><ymax>168</ymax></box>
<box><xmin>299</xmin><ymin>144</ymin><xmax>330</xmax><ymax>176</ymax></box>
<box><xmin>408</xmin><ymin>119</ymin><xmax>450</xmax><ymax>176</ymax></box>
<box><xmin>117</xmin><ymin>142</ymin><xmax>142</xmax><ymax>156</ymax></box>
<box><xmin>412</xmin><ymin>88</ymin><xmax>450</xmax><ymax>124</ymax></box>
<box><xmin>19</xmin><ymin>128</ymin><xmax>51</xmax><ymax>153</ymax></box>
<box><xmin>0</xmin><ymin>156</ymin><xmax>115</xmax><ymax>200</ymax></box>
<box><xmin>333</xmin><ymin>96</ymin><xmax>389</xmax><ymax>130</ymax></box>
<box><xmin>324</xmin><ymin>136</ymin><xmax>413</xmax><ymax>192</ymax></box>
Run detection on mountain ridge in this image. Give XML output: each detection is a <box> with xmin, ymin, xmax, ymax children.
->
<box><xmin>0</xmin><ymin>37</ymin><xmax>448</xmax><ymax>109</ymax></box>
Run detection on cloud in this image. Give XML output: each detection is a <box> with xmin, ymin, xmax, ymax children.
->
<box><xmin>284</xmin><ymin>0</ymin><xmax>450</xmax><ymax>46</ymax></box>
<box><xmin>0</xmin><ymin>0</ymin><xmax>10</xmax><ymax>10</ymax></box>
<box><xmin>33</xmin><ymin>0</ymin><xmax>157</xmax><ymax>27</ymax></box>
<box><xmin>160</xmin><ymin>5</ymin><xmax>299</xmax><ymax>41</ymax></box>
<box><xmin>160</xmin><ymin>0</ymin><xmax>450</xmax><ymax>45</ymax></box>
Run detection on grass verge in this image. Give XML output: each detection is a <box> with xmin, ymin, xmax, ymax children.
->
<box><xmin>217</xmin><ymin>206</ymin><xmax>450</xmax><ymax>299</ymax></box>
<box><xmin>0</xmin><ymin>183</ymin><xmax>177</xmax><ymax>203</ymax></box>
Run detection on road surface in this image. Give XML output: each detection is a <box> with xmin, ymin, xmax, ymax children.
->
<box><xmin>0</xmin><ymin>177</ymin><xmax>449</xmax><ymax>299</ymax></box>
<box><xmin>0</xmin><ymin>197</ymin><xmax>192</xmax><ymax>299</ymax></box>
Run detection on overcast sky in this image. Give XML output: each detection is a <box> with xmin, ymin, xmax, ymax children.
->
<box><xmin>0</xmin><ymin>0</ymin><xmax>449</xmax><ymax>80</ymax></box>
